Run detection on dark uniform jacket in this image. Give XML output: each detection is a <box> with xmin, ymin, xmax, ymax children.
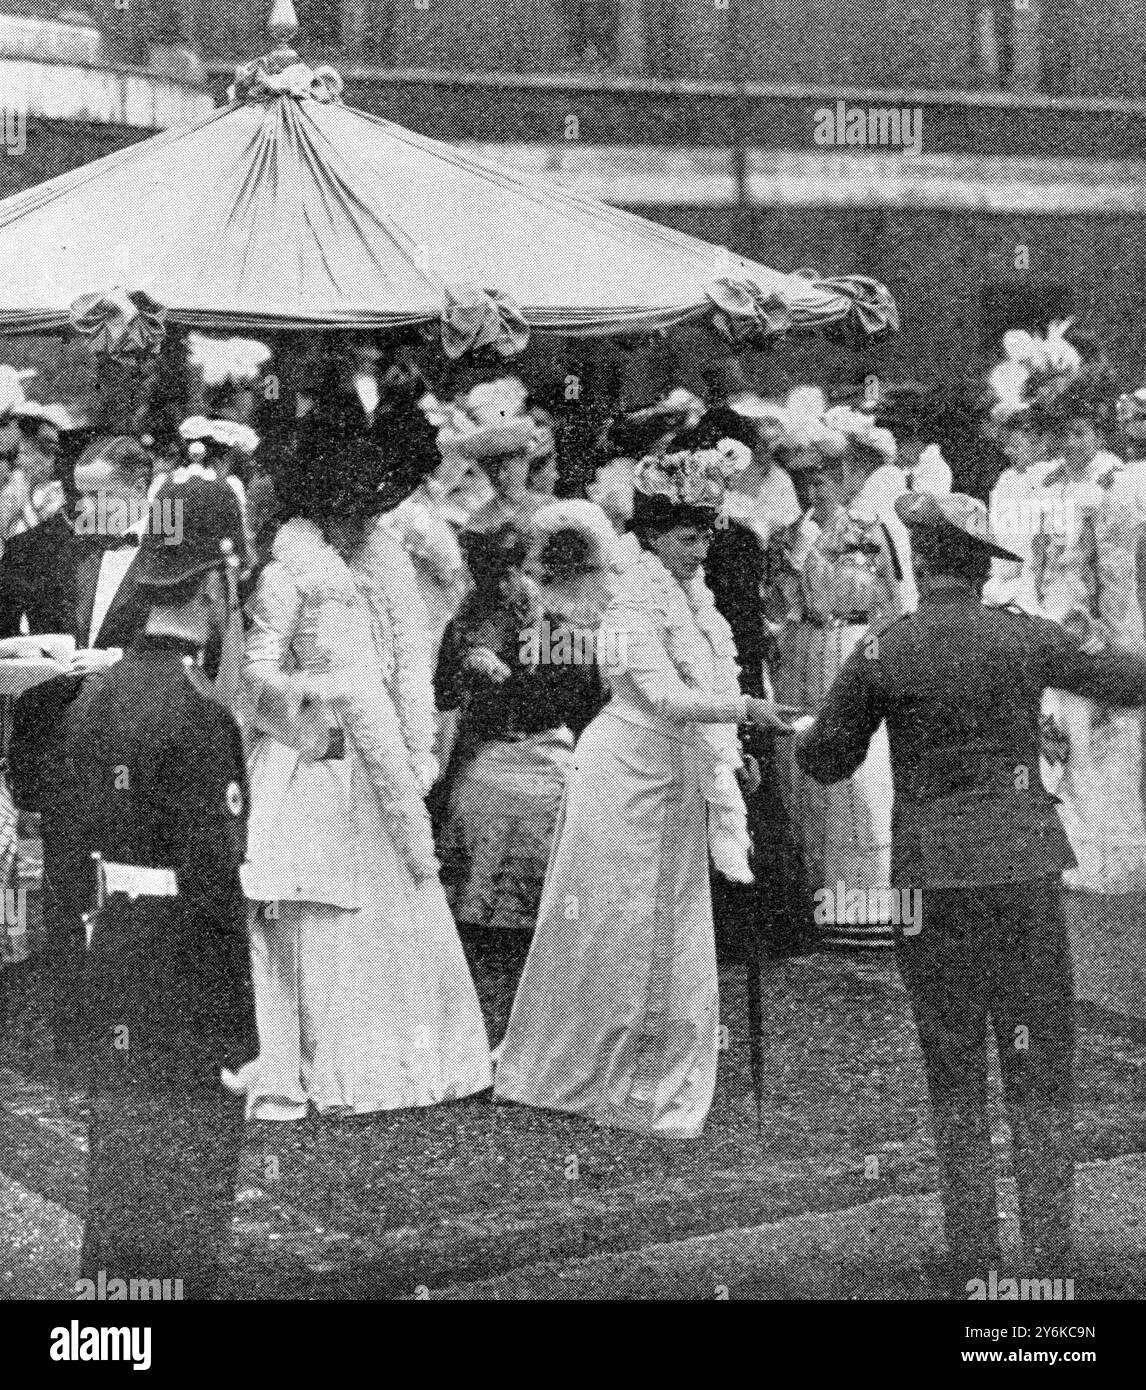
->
<box><xmin>0</xmin><ymin>516</ymin><xmax>151</xmax><ymax>808</ymax></box>
<box><xmin>58</xmin><ymin>634</ymin><xmax>257</xmax><ymax>1088</ymax></box>
<box><xmin>796</xmin><ymin>582</ymin><xmax>1146</xmax><ymax>889</ymax></box>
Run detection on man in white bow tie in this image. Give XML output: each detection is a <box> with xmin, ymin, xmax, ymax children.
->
<box><xmin>0</xmin><ymin>435</ymin><xmax>155</xmax><ymax>1076</ymax></box>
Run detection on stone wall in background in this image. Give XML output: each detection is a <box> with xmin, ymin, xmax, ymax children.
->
<box><xmin>180</xmin><ymin>0</ymin><xmax>1146</xmax><ymax>98</ymax></box>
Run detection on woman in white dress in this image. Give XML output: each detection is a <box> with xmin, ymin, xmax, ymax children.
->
<box><xmin>494</xmin><ymin>438</ymin><xmax>799</xmax><ymax>1138</ymax></box>
<box><xmin>237</xmin><ymin>448</ymin><xmax>491</xmax><ymax>1120</ymax></box>
<box><xmin>983</xmin><ymin>407</ymin><xmax>1055</xmax><ymax>608</ymax></box>
<box><xmin>1025</xmin><ymin>370</ymin><xmax>1146</xmax><ymax>893</ymax></box>
<box><xmin>769</xmin><ymin>408</ymin><xmax>908</xmax><ymax>947</ymax></box>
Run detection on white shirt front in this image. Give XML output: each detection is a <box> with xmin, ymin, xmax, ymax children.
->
<box><xmin>89</xmin><ymin>517</ymin><xmax>147</xmax><ymax>647</ymax></box>
<box><xmin>354</xmin><ymin>372</ymin><xmax>379</xmax><ymax>422</ymax></box>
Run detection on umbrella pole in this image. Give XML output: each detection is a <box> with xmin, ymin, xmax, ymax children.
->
<box><xmin>744</xmin><ymin>907</ymin><xmax>765</xmax><ymax>1139</ymax></box>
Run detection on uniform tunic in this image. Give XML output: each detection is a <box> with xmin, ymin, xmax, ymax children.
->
<box><xmin>797</xmin><ymin>582</ymin><xmax>1146</xmax><ymax>1271</ymax></box>
<box><xmin>59</xmin><ymin>634</ymin><xmax>256</xmax><ymax>1298</ymax></box>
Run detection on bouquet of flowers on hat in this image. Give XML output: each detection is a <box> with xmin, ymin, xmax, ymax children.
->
<box><xmin>634</xmin><ymin>437</ymin><xmax>752</xmax><ymax>507</ymax></box>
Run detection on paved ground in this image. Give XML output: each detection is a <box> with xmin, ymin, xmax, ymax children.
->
<box><xmin>2</xmin><ymin>943</ymin><xmax>1144</xmax><ymax>1299</ymax></box>
<box><xmin>426</xmin><ymin>1154</ymin><xmax>1146</xmax><ymax>1299</ymax></box>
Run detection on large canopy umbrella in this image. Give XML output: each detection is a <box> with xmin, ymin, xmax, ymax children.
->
<box><xmin>0</xmin><ymin>5</ymin><xmax>896</xmax><ymax>363</ymax></box>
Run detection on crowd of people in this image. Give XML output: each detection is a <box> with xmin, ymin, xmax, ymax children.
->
<box><xmin>0</xmin><ymin>318</ymin><xmax>1145</xmax><ymax>1292</ymax></box>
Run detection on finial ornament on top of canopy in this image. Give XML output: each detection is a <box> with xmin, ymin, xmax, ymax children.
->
<box><xmin>229</xmin><ymin>0</ymin><xmax>344</xmax><ymax>101</ymax></box>
<box><xmin>266</xmin><ymin>0</ymin><xmax>300</xmax><ymax>72</ymax></box>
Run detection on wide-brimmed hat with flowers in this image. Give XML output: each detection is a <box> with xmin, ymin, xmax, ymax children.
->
<box><xmin>781</xmin><ymin>400</ymin><xmax>896</xmax><ymax>470</ymax></box>
<box><xmin>633</xmin><ymin>436</ymin><xmax>752</xmax><ymax>510</ymax></box>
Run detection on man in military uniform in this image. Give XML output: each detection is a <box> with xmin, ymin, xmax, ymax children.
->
<box><xmin>796</xmin><ymin>491</ymin><xmax>1146</xmax><ymax>1294</ymax></box>
<box><xmin>60</xmin><ymin>472</ymin><xmax>256</xmax><ymax>1299</ymax></box>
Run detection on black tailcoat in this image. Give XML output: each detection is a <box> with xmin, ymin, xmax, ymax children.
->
<box><xmin>0</xmin><ymin>517</ymin><xmax>151</xmax><ymax>809</ymax></box>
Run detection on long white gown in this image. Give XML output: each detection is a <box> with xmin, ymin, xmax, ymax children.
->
<box><xmin>237</xmin><ymin>517</ymin><xmax>491</xmax><ymax>1119</ymax></box>
<box><xmin>1028</xmin><ymin>452</ymin><xmax>1146</xmax><ymax>892</ymax></box>
<box><xmin>771</xmin><ymin>478</ymin><xmax>905</xmax><ymax>947</ymax></box>
<box><xmin>493</xmin><ymin>549</ymin><xmax>750</xmax><ymax>1138</ymax></box>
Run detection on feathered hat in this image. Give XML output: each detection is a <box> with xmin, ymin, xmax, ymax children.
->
<box><xmin>821</xmin><ymin>405</ymin><xmax>898</xmax><ymax>464</ymax></box>
<box><xmin>778</xmin><ymin>389</ymin><xmax>896</xmax><ymax>469</ymax></box>
<box><xmin>986</xmin><ymin>321</ymin><xmax>1075</xmax><ymax>423</ymax></box>
<box><xmin>988</xmin><ymin>320</ymin><xmax>1118</xmax><ymax>431</ymax></box>
<box><xmin>774</xmin><ymin>386</ymin><xmax>847</xmax><ymax>465</ymax></box>
<box><xmin>601</xmin><ymin>387</ymin><xmax>707</xmax><ymax>460</ymax></box>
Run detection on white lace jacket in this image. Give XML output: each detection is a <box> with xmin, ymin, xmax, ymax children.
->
<box><xmin>600</xmin><ymin>549</ymin><xmax>753</xmax><ymax>882</ymax></box>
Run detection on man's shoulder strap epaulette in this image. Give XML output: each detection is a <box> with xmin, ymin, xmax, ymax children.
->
<box><xmin>867</xmin><ymin>611</ymin><xmax>912</xmax><ymax>642</ymax></box>
<box><xmin>992</xmin><ymin>600</ymin><xmax>1042</xmax><ymax>621</ymax></box>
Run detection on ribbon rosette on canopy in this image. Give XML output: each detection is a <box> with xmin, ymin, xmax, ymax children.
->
<box><xmin>440</xmin><ymin>286</ymin><xmax>531</xmax><ymax>360</ymax></box>
<box><xmin>68</xmin><ymin>288</ymin><xmax>167</xmax><ymax>364</ymax></box>
<box><xmin>706</xmin><ymin>277</ymin><xmax>794</xmax><ymax>347</ymax></box>
<box><xmin>798</xmin><ymin>274</ymin><xmax>900</xmax><ymax>347</ymax></box>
